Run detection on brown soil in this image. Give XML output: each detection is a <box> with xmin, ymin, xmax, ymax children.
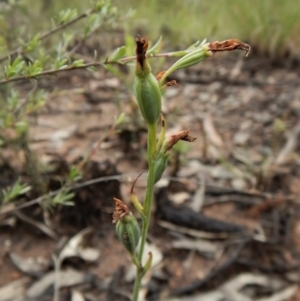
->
<box><xmin>1</xmin><ymin>50</ymin><xmax>300</xmax><ymax>300</ymax></box>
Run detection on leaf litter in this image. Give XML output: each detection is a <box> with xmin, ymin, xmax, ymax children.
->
<box><xmin>1</xmin><ymin>45</ymin><xmax>300</xmax><ymax>300</ymax></box>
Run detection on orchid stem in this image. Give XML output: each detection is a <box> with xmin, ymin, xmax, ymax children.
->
<box><xmin>132</xmin><ymin>123</ymin><xmax>157</xmax><ymax>301</ymax></box>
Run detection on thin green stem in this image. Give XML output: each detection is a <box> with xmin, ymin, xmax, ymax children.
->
<box><xmin>138</xmin><ymin>123</ymin><xmax>156</xmax><ymax>261</ymax></box>
<box><xmin>131</xmin><ymin>253</ymin><xmax>142</xmax><ymax>270</ymax></box>
<box><xmin>131</xmin><ymin>269</ymin><xmax>143</xmax><ymax>301</ymax></box>
<box><xmin>132</xmin><ymin>123</ymin><xmax>157</xmax><ymax>301</ymax></box>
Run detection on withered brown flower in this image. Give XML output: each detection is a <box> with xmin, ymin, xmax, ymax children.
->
<box><xmin>112</xmin><ymin>197</ymin><xmax>129</xmax><ymax>224</ymax></box>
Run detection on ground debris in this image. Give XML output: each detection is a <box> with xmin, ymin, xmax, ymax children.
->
<box><xmin>1</xmin><ymin>48</ymin><xmax>300</xmax><ymax>301</ymax></box>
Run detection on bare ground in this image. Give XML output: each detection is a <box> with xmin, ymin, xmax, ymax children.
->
<box><xmin>1</xmin><ymin>50</ymin><xmax>300</xmax><ymax>301</ymax></box>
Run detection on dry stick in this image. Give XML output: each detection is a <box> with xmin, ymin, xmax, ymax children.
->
<box><xmin>171</xmin><ymin>237</ymin><xmax>250</xmax><ymax>296</ymax></box>
<box><xmin>14</xmin><ymin>210</ymin><xmax>57</xmax><ymax>239</ymax></box>
<box><xmin>1</xmin><ymin>173</ymin><xmax>289</xmax><ymax>217</ymax></box>
<box><xmin>0</xmin><ymin>174</ymin><xmax>138</xmax><ymax>216</ymax></box>
<box><xmin>0</xmin><ymin>8</ymin><xmax>96</xmax><ymax>63</ymax></box>
<box><xmin>0</xmin><ymin>61</ymin><xmax>104</xmax><ymax>85</ymax></box>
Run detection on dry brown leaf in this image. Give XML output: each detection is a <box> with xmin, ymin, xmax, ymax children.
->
<box><xmin>209</xmin><ymin>39</ymin><xmax>251</xmax><ymax>57</ymax></box>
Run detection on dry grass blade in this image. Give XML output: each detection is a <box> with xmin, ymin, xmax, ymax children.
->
<box><xmin>256</xmin><ymin>285</ymin><xmax>297</xmax><ymax>301</ymax></box>
<box><xmin>0</xmin><ymin>278</ymin><xmax>30</xmax><ymax>301</ymax></box>
<box><xmin>26</xmin><ymin>269</ymin><xmax>87</xmax><ymax>299</ymax></box>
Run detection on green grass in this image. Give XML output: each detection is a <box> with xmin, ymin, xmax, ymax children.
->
<box><xmin>1</xmin><ymin>0</ymin><xmax>299</xmax><ymax>57</ymax></box>
<box><xmin>115</xmin><ymin>0</ymin><xmax>300</xmax><ymax>57</ymax></box>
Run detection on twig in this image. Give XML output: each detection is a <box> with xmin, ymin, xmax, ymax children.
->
<box><xmin>14</xmin><ymin>210</ymin><xmax>57</xmax><ymax>239</ymax></box>
<box><xmin>171</xmin><ymin>237</ymin><xmax>250</xmax><ymax>296</ymax></box>
<box><xmin>0</xmin><ymin>51</ymin><xmax>185</xmax><ymax>86</ymax></box>
<box><xmin>0</xmin><ymin>61</ymin><xmax>104</xmax><ymax>85</ymax></box>
<box><xmin>1</xmin><ymin>173</ymin><xmax>296</xmax><ymax>217</ymax></box>
<box><xmin>0</xmin><ymin>173</ymin><xmax>138</xmax><ymax>216</ymax></box>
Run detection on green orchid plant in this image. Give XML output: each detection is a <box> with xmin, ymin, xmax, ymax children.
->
<box><xmin>112</xmin><ymin>36</ymin><xmax>250</xmax><ymax>301</ymax></box>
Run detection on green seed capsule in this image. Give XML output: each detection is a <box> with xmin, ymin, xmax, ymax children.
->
<box><xmin>134</xmin><ymin>35</ymin><xmax>162</xmax><ymax>125</ymax></box>
<box><xmin>116</xmin><ymin>213</ymin><xmax>140</xmax><ymax>255</ymax></box>
<box><xmin>133</xmin><ymin>73</ymin><xmax>161</xmax><ymax>125</ymax></box>
<box><xmin>154</xmin><ymin>152</ymin><xmax>169</xmax><ymax>184</ymax></box>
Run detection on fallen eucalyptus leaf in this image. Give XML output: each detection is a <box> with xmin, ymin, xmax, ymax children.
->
<box><xmin>168</xmin><ymin>192</ymin><xmax>190</xmax><ymax>205</ymax></box>
<box><xmin>161</xmin><ymin>273</ymin><xmax>273</xmax><ymax>301</ymax></box>
<box><xmin>59</xmin><ymin>227</ymin><xmax>100</xmax><ymax>262</ymax></box>
<box><xmin>26</xmin><ymin>269</ymin><xmax>87</xmax><ymax>299</ymax></box>
<box><xmin>256</xmin><ymin>285</ymin><xmax>297</xmax><ymax>301</ymax></box>
<box><xmin>125</xmin><ymin>241</ymin><xmax>163</xmax><ymax>282</ymax></box>
<box><xmin>0</xmin><ymin>277</ymin><xmax>29</xmax><ymax>301</ymax></box>
<box><xmin>172</xmin><ymin>238</ymin><xmax>219</xmax><ymax>258</ymax></box>
<box><xmin>71</xmin><ymin>289</ymin><xmax>85</xmax><ymax>301</ymax></box>
<box><xmin>222</xmin><ymin>273</ymin><xmax>269</xmax><ymax>292</ymax></box>
<box><xmin>9</xmin><ymin>253</ymin><xmax>49</xmax><ymax>277</ymax></box>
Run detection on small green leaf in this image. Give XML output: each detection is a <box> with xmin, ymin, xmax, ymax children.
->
<box><xmin>25</xmin><ymin>34</ymin><xmax>40</xmax><ymax>52</ymax></box>
<box><xmin>58</xmin><ymin>65</ymin><xmax>68</xmax><ymax>70</ymax></box>
<box><xmin>72</xmin><ymin>59</ymin><xmax>84</xmax><ymax>67</ymax></box>
<box><xmin>2</xmin><ymin>179</ymin><xmax>31</xmax><ymax>203</ymax></box>
<box><xmin>147</xmin><ymin>36</ymin><xmax>162</xmax><ymax>55</ymax></box>
<box><xmin>87</xmin><ymin>66</ymin><xmax>97</xmax><ymax>73</ymax></box>
<box><xmin>53</xmin><ymin>57</ymin><xmax>68</xmax><ymax>69</ymax></box>
<box><xmin>15</xmin><ymin>120</ymin><xmax>29</xmax><ymax>134</ymax></box>
<box><xmin>52</xmin><ymin>191</ymin><xmax>75</xmax><ymax>206</ymax></box>
<box><xmin>4</xmin><ymin>56</ymin><xmax>25</xmax><ymax>78</ymax></box>
<box><xmin>107</xmin><ymin>46</ymin><xmax>126</xmax><ymax>63</ymax></box>
<box><xmin>5</xmin><ymin>114</ymin><xmax>13</xmax><ymax>127</ymax></box>
<box><xmin>114</xmin><ymin>112</ymin><xmax>125</xmax><ymax>126</ymax></box>
<box><xmin>58</xmin><ymin>8</ymin><xmax>77</xmax><ymax>24</ymax></box>
<box><xmin>68</xmin><ymin>166</ymin><xmax>81</xmax><ymax>181</ymax></box>
<box><xmin>94</xmin><ymin>1</ymin><xmax>105</xmax><ymax>11</ymax></box>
